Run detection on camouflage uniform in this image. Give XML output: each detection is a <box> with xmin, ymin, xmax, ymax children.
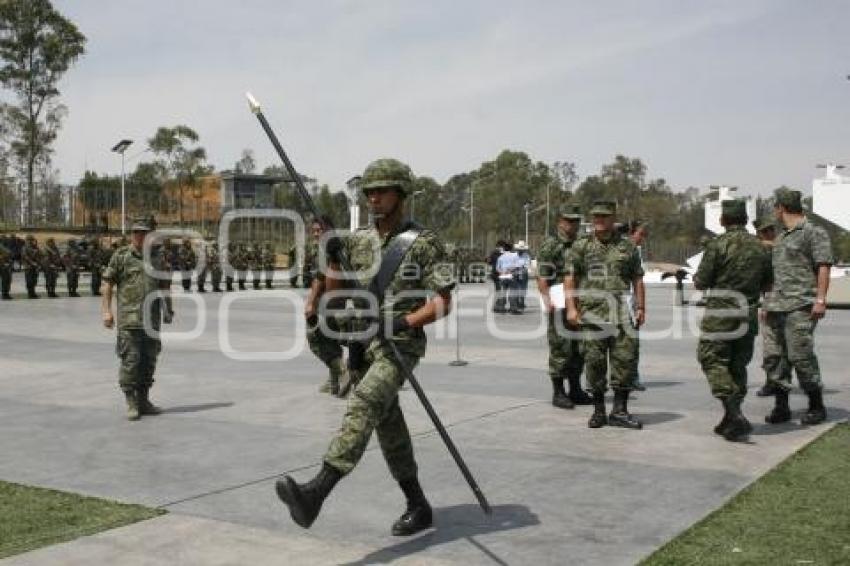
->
<box><xmin>695</xmin><ymin>221</ymin><xmax>772</xmax><ymax>401</ymax></box>
<box><xmin>0</xmin><ymin>238</ymin><xmax>13</xmax><ymax>300</ymax></box>
<box><xmin>43</xmin><ymin>239</ymin><xmax>64</xmax><ymax>298</ymax></box>
<box><xmin>234</xmin><ymin>243</ymin><xmax>249</xmax><ymax>290</ymax></box>
<box><xmin>762</xmin><ymin>218</ymin><xmax>832</xmax><ymax>393</ymax></box>
<box><xmin>262</xmin><ymin>243</ymin><xmax>276</xmax><ymax>289</ymax></box>
<box><xmin>303</xmin><ymin>240</ymin><xmax>318</xmax><ymax>289</ymax></box>
<box><xmin>64</xmin><ymin>240</ymin><xmax>82</xmax><ymax>297</ymax></box>
<box><xmin>537</xmin><ymin>205</ymin><xmax>587</xmax><ymax>406</ymax></box>
<box><xmin>103</xmin><ymin>218</ymin><xmax>171</xmax><ymax>414</ymax></box>
<box><xmin>224</xmin><ymin>242</ymin><xmax>236</xmax><ymax>291</ymax></box>
<box><xmin>178</xmin><ymin>239</ymin><xmax>196</xmax><ymax>292</ymax></box>
<box><xmin>207</xmin><ymin>242</ymin><xmax>223</xmax><ymax>292</ymax></box>
<box><xmin>287</xmin><ymin>245</ymin><xmax>298</xmax><ymax>287</ymax></box>
<box><xmin>90</xmin><ymin>239</ymin><xmax>104</xmax><ymax>296</ymax></box>
<box><xmin>249</xmin><ymin>244</ymin><xmax>263</xmax><ymax>290</ymax></box>
<box><xmin>22</xmin><ymin>236</ymin><xmax>44</xmax><ymax>299</ymax></box>
<box><xmin>567</xmin><ymin>223</ymin><xmax>643</xmax><ymax>394</ymax></box>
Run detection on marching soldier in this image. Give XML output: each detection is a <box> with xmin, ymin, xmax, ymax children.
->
<box><xmin>694</xmin><ymin>200</ymin><xmax>772</xmax><ymax>441</ymax></box>
<box><xmin>763</xmin><ymin>189</ymin><xmax>833</xmax><ymax>426</ymax></box>
<box><xmin>43</xmin><ymin>238</ymin><xmax>64</xmax><ymax>298</ymax></box>
<box><xmin>0</xmin><ymin>236</ymin><xmax>13</xmax><ymax>300</ymax></box>
<box><xmin>64</xmin><ymin>239</ymin><xmax>82</xmax><ymax>297</ymax></box>
<box><xmin>565</xmin><ymin>200</ymin><xmax>645</xmax><ymax>430</ymax></box>
<box><xmin>287</xmin><ymin>244</ymin><xmax>299</xmax><ymax>287</ymax></box>
<box><xmin>101</xmin><ymin>216</ymin><xmax>174</xmax><ymax>421</ymax></box>
<box><xmin>537</xmin><ymin>205</ymin><xmax>593</xmax><ymax>409</ymax></box>
<box><xmin>276</xmin><ymin>158</ymin><xmax>454</xmax><ymax>537</ymax></box>
<box><xmin>262</xmin><ymin>242</ymin><xmax>276</xmax><ymax>289</ymax></box>
<box><xmin>22</xmin><ymin>235</ymin><xmax>43</xmax><ymax>299</ymax></box>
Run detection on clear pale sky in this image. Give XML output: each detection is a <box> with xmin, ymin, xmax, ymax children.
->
<box><xmin>50</xmin><ymin>0</ymin><xmax>850</xmax><ymax>196</ymax></box>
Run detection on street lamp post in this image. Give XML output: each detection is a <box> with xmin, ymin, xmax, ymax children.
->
<box><xmin>523</xmin><ymin>202</ymin><xmax>532</xmax><ymax>246</ymax></box>
<box><xmin>469</xmin><ymin>183</ymin><xmax>475</xmax><ymax>250</ymax></box>
<box><xmin>111</xmin><ymin>139</ymin><xmax>134</xmax><ymax>234</ymax></box>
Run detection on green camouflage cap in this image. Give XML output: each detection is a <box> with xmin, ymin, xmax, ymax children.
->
<box><xmin>558</xmin><ymin>204</ymin><xmax>583</xmax><ymax>220</ymax></box>
<box><xmin>361</xmin><ymin>158</ymin><xmax>414</xmax><ymax>196</ymax></box>
<box><xmin>721</xmin><ymin>198</ymin><xmax>747</xmax><ymax>221</ymax></box>
<box><xmin>753</xmin><ymin>217</ymin><xmax>775</xmax><ymax>232</ymax></box>
<box><xmin>589</xmin><ymin>200</ymin><xmax>617</xmax><ymax>216</ymax></box>
<box><xmin>775</xmin><ymin>189</ymin><xmax>802</xmax><ymax>209</ymax></box>
<box><xmin>130</xmin><ymin>215</ymin><xmax>156</xmax><ymax>232</ymax></box>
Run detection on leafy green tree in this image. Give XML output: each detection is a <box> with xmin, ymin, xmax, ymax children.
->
<box><xmin>0</xmin><ymin>0</ymin><xmax>86</xmax><ymax>224</ymax></box>
<box><xmin>148</xmin><ymin>125</ymin><xmax>212</xmax><ymax>227</ymax></box>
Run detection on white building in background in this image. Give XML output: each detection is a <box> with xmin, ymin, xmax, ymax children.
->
<box><xmin>812</xmin><ymin>164</ymin><xmax>850</xmax><ymax>232</ymax></box>
<box><xmin>703</xmin><ymin>186</ymin><xmax>757</xmax><ymax>236</ymax></box>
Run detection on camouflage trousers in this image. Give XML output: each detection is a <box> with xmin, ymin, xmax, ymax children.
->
<box><xmin>24</xmin><ymin>268</ymin><xmax>39</xmax><ymax>291</ymax></box>
<box><xmin>547</xmin><ymin>311</ymin><xmax>583</xmax><ymax>382</ymax></box>
<box><xmin>116</xmin><ymin>329</ymin><xmax>161</xmax><ymax>393</ymax></box>
<box><xmin>697</xmin><ymin>325</ymin><xmax>756</xmax><ymax>400</ymax></box>
<box><xmin>324</xmin><ymin>345</ymin><xmax>419</xmax><ymax>482</ymax></box>
<box><xmin>763</xmin><ymin>309</ymin><xmax>822</xmax><ymax>393</ymax></box>
<box><xmin>307</xmin><ymin>316</ymin><xmax>344</xmax><ymax>368</ymax></box>
<box><xmin>581</xmin><ymin>324</ymin><xmax>638</xmax><ymax>393</ymax></box>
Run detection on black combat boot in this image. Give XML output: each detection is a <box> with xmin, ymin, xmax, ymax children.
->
<box><xmin>567</xmin><ymin>372</ymin><xmax>593</xmax><ymax>405</ymax></box>
<box><xmin>198</xmin><ymin>284</ymin><xmax>206</xmax><ymax>293</ymax></box>
<box><xmin>392</xmin><ymin>476</ymin><xmax>433</xmax><ymax>536</ymax></box>
<box><xmin>1</xmin><ymin>293</ymin><xmax>11</xmax><ymax>300</ymax></box>
<box><xmin>275</xmin><ymin>463</ymin><xmax>343</xmax><ymax>528</ymax></box>
<box><xmin>800</xmin><ymin>389</ymin><xmax>826</xmax><ymax>425</ymax></box>
<box><xmin>239</xmin><ymin>280</ymin><xmax>246</xmax><ymax>290</ymax></box>
<box><xmin>265</xmin><ymin>280</ymin><xmax>273</xmax><ymax>289</ymax></box>
<box><xmin>28</xmin><ymin>289</ymin><xmax>39</xmax><ymax>299</ymax></box>
<box><xmin>253</xmin><ymin>280</ymin><xmax>260</xmax><ymax>290</ymax></box>
<box><xmin>588</xmin><ymin>391</ymin><xmax>608</xmax><ymax>428</ymax></box>
<box><xmin>608</xmin><ymin>390</ymin><xmax>643</xmax><ymax>430</ymax></box>
<box><xmin>138</xmin><ymin>387</ymin><xmax>162</xmax><ymax>416</ymax></box>
<box><xmin>721</xmin><ymin>397</ymin><xmax>750</xmax><ymax>442</ymax></box>
<box><xmin>551</xmin><ymin>379</ymin><xmax>575</xmax><ymax>409</ymax></box>
<box><xmin>765</xmin><ymin>388</ymin><xmax>791</xmax><ymax>424</ymax></box>
<box><xmin>713</xmin><ymin>399</ymin><xmax>731</xmax><ymax>435</ymax></box>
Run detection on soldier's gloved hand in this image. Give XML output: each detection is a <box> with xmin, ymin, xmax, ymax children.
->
<box><xmin>163</xmin><ymin>309</ymin><xmax>174</xmax><ymax>324</ymax></box>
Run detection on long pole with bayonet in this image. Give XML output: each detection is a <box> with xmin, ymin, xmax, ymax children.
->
<box><xmin>246</xmin><ymin>93</ymin><xmax>491</xmax><ymax>515</ymax></box>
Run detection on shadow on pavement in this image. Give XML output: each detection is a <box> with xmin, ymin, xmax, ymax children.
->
<box><xmin>162</xmin><ymin>402</ymin><xmax>234</xmax><ymax>414</ymax></box>
<box><xmin>632</xmin><ymin>411</ymin><xmax>684</xmax><ymax>426</ymax></box>
<box><xmin>339</xmin><ymin>503</ymin><xmax>539</xmax><ymax>566</ymax></box>
<box><xmin>750</xmin><ymin>407</ymin><xmax>848</xmax><ymax>436</ymax></box>
<box><xmin>640</xmin><ymin>380</ymin><xmax>684</xmax><ymax>389</ymax></box>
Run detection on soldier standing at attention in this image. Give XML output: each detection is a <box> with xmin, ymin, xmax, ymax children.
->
<box><xmin>235</xmin><ymin>243</ymin><xmax>249</xmax><ymax>290</ymax></box>
<box><xmin>565</xmin><ymin>200</ymin><xmax>645</xmax><ymax>430</ymax></box>
<box><xmin>249</xmin><ymin>243</ymin><xmax>263</xmax><ymax>290</ymax></box>
<box><xmin>208</xmin><ymin>242</ymin><xmax>223</xmax><ymax>292</ymax></box>
<box><xmin>224</xmin><ymin>242</ymin><xmax>237</xmax><ymax>292</ymax></box>
<box><xmin>64</xmin><ymin>239</ymin><xmax>81</xmax><ymax>297</ymax></box>
<box><xmin>101</xmin><ymin>217</ymin><xmax>174</xmax><ymax>421</ymax></box>
<box><xmin>0</xmin><ymin>236</ymin><xmax>13</xmax><ymax>300</ymax></box>
<box><xmin>43</xmin><ymin>238</ymin><xmax>63</xmax><ymax>298</ymax></box>
<box><xmin>763</xmin><ymin>189</ymin><xmax>833</xmax><ymax>426</ymax></box>
<box><xmin>275</xmin><ymin>158</ymin><xmax>454</xmax><ymax>537</ymax></box>
<box><xmin>262</xmin><ymin>242</ymin><xmax>276</xmax><ymax>289</ymax></box>
<box><xmin>694</xmin><ymin>200</ymin><xmax>772</xmax><ymax>441</ymax></box>
<box><xmin>178</xmin><ymin>238</ymin><xmax>196</xmax><ymax>292</ymax></box>
<box><xmin>537</xmin><ymin>205</ymin><xmax>593</xmax><ymax>409</ymax></box>
<box><xmin>22</xmin><ymin>235</ymin><xmax>43</xmax><ymax>299</ymax></box>
<box><xmin>90</xmin><ymin>238</ymin><xmax>104</xmax><ymax>296</ymax></box>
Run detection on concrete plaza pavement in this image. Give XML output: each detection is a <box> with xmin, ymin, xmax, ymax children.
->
<box><xmin>0</xmin><ymin>280</ymin><xmax>847</xmax><ymax>565</ymax></box>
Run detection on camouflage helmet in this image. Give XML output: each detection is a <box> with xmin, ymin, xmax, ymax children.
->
<box><xmin>361</xmin><ymin>158</ymin><xmax>414</xmax><ymax>196</ymax></box>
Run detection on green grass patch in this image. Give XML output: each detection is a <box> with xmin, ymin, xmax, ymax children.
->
<box><xmin>0</xmin><ymin>480</ymin><xmax>164</xmax><ymax>559</ymax></box>
<box><xmin>643</xmin><ymin>423</ymin><xmax>850</xmax><ymax>565</ymax></box>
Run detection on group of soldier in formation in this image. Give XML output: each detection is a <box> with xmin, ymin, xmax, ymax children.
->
<box><xmin>12</xmin><ymin>155</ymin><xmax>831</xmax><ymax>539</ymax></box>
